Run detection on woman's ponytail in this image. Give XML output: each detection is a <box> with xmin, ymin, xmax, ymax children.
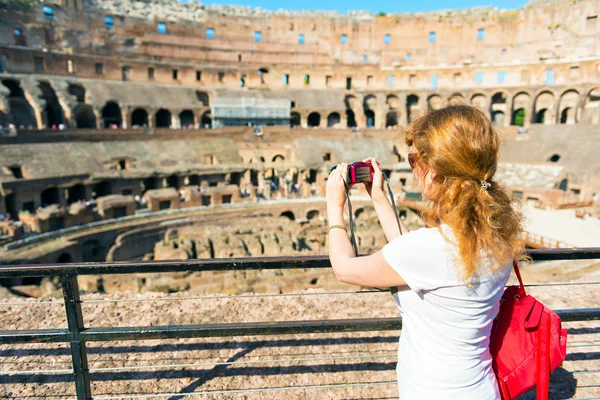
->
<box><xmin>407</xmin><ymin>106</ymin><xmax>525</xmax><ymax>280</ymax></box>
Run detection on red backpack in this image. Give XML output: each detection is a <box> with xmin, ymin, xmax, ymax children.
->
<box><xmin>490</xmin><ymin>260</ymin><xmax>568</xmax><ymax>400</ymax></box>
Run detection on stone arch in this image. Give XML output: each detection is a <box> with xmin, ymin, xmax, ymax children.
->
<box><xmin>581</xmin><ymin>87</ymin><xmax>600</xmax><ymax>124</ymax></box>
<box><xmin>73</xmin><ymin>103</ymin><xmax>96</xmax><ymax>128</ymax></box>
<box><xmin>327</xmin><ymin>112</ymin><xmax>341</xmax><ymax>127</ymax></box>
<box><xmin>386</xmin><ymin>111</ymin><xmax>398</xmax><ymax>127</ymax></box>
<box><xmin>131</xmin><ymin>108</ymin><xmax>148</xmax><ymax>127</ymax></box>
<box><xmin>427</xmin><ymin>94</ymin><xmax>444</xmax><ymax>111</ymax></box>
<box><xmin>67</xmin><ymin>83</ymin><xmax>86</xmax><ymax>103</ymax></box>
<box><xmin>38</xmin><ymin>81</ymin><xmax>65</xmax><ymax>128</ymax></box>
<box><xmin>155</xmin><ymin>109</ymin><xmax>171</xmax><ymax>128</ymax></box>
<box><xmin>386</xmin><ymin>94</ymin><xmax>400</xmax><ymax>109</ymax></box>
<box><xmin>344</xmin><ymin>95</ymin><xmax>357</xmax><ymax>127</ymax></box>
<box><xmin>272</xmin><ymin>154</ymin><xmax>285</xmax><ymax>162</ymax></box>
<box><xmin>196</xmin><ymin>91</ymin><xmax>210</xmax><ymax>106</ymax></box>
<box><xmin>179</xmin><ymin>109</ymin><xmax>194</xmax><ymax>128</ymax></box>
<box><xmin>558</xmin><ymin>89</ymin><xmax>579</xmax><ymax>124</ymax></box>
<box><xmin>490</xmin><ymin>91</ymin><xmax>508</xmax><ymax>126</ymax></box>
<box><xmin>290</xmin><ymin>112</ymin><xmax>301</xmax><ymax>127</ymax></box>
<box><xmin>307</xmin><ymin>112</ymin><xmax>321</xmax><ymax>127</ymax></box>
<box><xmin>306</xmin><ymin>209</ymin><xmax>319</xmax><ymax>220</ymax></box>
<box><xmin>280</xmin><ymin>211</ymin><xmax>295</xmax><ymax>221</ymax></box>
<box><xmin>364</xmin><ymin>94</ymin><xmax>377</xmax><ymax>127</ymax></box>
<box><xmin>200</xmin><ymin>111</ymin><xmax>212</xmax><ymax>127</ymax></box>
<box><xmin>92</xmin><ymin>180</ymin><xmax>112</xmax><ymax>197</ymax></box>
<box><xmin>533</xmin><ymin>91</ymin><xmax>555</xmax><ymax>124</ymax></box>
<box><xmin>1</xmin><ymin>79</ymin><xmax>37</xmax><ymax>128</ymax></box>
<box><xmin>470</xmin><ymin>93</ymin><xmax>487</xmax><ymax>110</ymax></box>
<box><xmin>511</xmin><ymin>92</ymin><xmax>531</xmax><ymax>126</ymax></box>
<box><xmin>448</xmin><ymin>93</ymin><xmax>466</xmax><ymax>106</ymax></box>
<box><xmin>101</xmin><ymin>101</ymin><xmax>122</xmax><ymax>128</ymax></box>
<box><xmin>406</xmin><ymin>94</ymin><xmax>419</xmax><ymax>123</ymax></box>
<box><xmin>67</xmin><ymin>184</ymin><xmax>86</xmax><ymax>204</ymax></box>
<box><xmin>166</xmin><ymin>174</ymin><xmax>179</xmax><ymax>188</ymax></box>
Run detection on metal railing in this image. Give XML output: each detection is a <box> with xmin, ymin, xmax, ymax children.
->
<box><xmin>0</xmin><ymin>247</ymin><xmax>599</xmax><ymax>399</ymax></box>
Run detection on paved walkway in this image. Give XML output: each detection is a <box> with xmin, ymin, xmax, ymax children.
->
<box><xmin>524</xmin><ymin>205</ymin><xmax>600</xmax><ymax>247</ymax></box>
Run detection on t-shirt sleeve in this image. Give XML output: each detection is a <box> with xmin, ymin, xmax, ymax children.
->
<box><xmin>382</xmin><ymin>227</ymin><xmax>449</xmax><ymax>293</ymax></box>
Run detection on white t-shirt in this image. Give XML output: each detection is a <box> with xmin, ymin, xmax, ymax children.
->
<box><xmin>382</xmin><ymin>225</ymin><xmax>511</xmax><ymax>400</ymax></box>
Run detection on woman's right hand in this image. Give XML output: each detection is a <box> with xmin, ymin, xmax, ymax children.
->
<box><xmin>362</xmin><ymin>157</ymin><xmax>386</xmax><ymax>202</ymax></box>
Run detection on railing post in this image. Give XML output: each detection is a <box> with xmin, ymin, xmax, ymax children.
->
<box><xmin>61</xmin><ymin>275</ymin><xmax>92</xmax><ymax>400</ymax></box>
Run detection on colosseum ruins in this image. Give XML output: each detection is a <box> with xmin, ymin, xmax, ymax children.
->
<box><xmin>0</xmin><ymin>0</ymin><xmax>599</xmax><ymax>280</ymax></box>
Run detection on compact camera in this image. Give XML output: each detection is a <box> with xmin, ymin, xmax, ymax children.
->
<box><xmin>329</xmin><ymin>161</ymin><xmax>374</xmax><ymax>184</ymax></box>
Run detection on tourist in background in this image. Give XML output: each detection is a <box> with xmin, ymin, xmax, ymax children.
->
<box><xmin>326</xmin><ymin>105</ymin><xmax>524</xmax><ymax>399</ymax></box>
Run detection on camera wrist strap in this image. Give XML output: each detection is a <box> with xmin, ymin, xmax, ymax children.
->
<box><xmin>344</xmin><ymin>171</ymin><xmax>402</xmax><ymax>258</ymax></box>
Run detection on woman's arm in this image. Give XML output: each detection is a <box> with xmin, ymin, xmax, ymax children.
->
<box><xmin>327</xmin><ymin>164</ymin><xmax>406</xmax><ymax>288</ymax></box>
<box><xmin>363</xmin><ymin>159</ymin><xmax>410</xmax><ymax>241</ymax></box>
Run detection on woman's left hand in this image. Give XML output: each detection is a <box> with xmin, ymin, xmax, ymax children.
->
<box><xmin>326</xmin><ymin>162</ymin><xmax>349</xmax><ymax>210</ymax></box>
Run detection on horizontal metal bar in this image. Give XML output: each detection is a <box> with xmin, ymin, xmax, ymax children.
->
<box><xmin>556</xmin><ymin>308</ymin><xmax>600</xmax><ymax>322</ymax></box>
<box><xmin>2</xmin><ymin>307</ymin><xmax>598</xmax><ymax>345</ymax></box>
<box><xmin>80</xmin><ymin>318</ymin><xmax>403</xmax><ymax>342</ymax></box>
<box><xmin>1</xmin><ymin>247</ymin><xmax>599</xmax><ymax>277</ymax></box>
<box><xmin>0</xmin><ymin>328</ymin><xmax>69</xmax><ymax>344</ymax></box>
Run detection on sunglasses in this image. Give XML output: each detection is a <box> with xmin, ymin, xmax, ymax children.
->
<box><xmin>408</xmin><ymin>152</ymin><xmax>417</xmax><ymax>169</ymax></box>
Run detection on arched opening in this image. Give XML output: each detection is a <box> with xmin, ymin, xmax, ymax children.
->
<box><xmin>560</xmin><ymin>108</ymin><xmax>571</xmax><ymax>124</ymax></box>
<box><xmin>1</xmin><ymin>79</ymin><xmax>37</xmax><ymax>128</ymax></box>
<box><xmin>67</xmin><ymin>184</ymin><xmax>86</xmax><ymax>204</ymax></box>
<box><xmin>272</xmin><ymin>155</ymin><xmax>285</xmax><ymax>162</ymax></box>
<box><xmin>67</xmin><ymin>84</ymin><xmax>86</xmax><ymax>103</ymax></box>
<box><xmin>57</xmin><ymin>253</ymin><xmax>73</xmax><ymax>264</ymax></box>
<box><xmin>346</xmin><ymin>109</ymin><xmax>356</xmax><ymax>127</ymax></box>
<box><xmin>155</xmin><ymin>109</ymin><xmax>171</xmax><ymax>128</ymax></box>
<box><xmin>166</xmin><ymin>175</ymin><xmax>179</xmax><ymax>188</ymax></box>
<box><xmin>427</xmin><ymin>95</ymin><xmax>444</xmax><ymax>111</ymax></box>
<box><xmin>73</xmin><ymin>104</ymin><xmax>96</xmax><ymax>128</ymax></box>
<box><xmin>448</xmin><ymin>93</ymin><xmax>465</xmax><ymax>106</ymax></box>
<box><xmin>512</xmin><ymin>108</ymin><xmax>526</xmax><ymax>127</ymax></box>
<box><xmin>92</xmin><ymin>181</ymin><xmax>112</xmax><ymax>198</ymax></box>
<box><xmin>307</xmin><ymin>112</ymin><xmax>321</xmax><ymax>127</ymax></box>
<box><xmin>200</xmin><ymin>111</ymin><xmax>212</xmax><ymax>128</ymax></box>
<box><xmin>491</xmin><ymin>111</ymin><xmax>505</xmax><ymax>126</ymax></box>
<box><xmin>363</xmin><ymin>95</ymin><xmax>377</xmax><ymax>127</ymax></box>
<box><xmin>327</xmin><ymin>112</ymin><xmax>340</xmax><ymax>127</ymax></box>
<box><xmin>558</xmin><ymin>90</ymin><xmax>579</xmax><ymax>125</ymax></box>
<box><xmin>142</xmin><ymin>177</ymin><xmax>159</xmax><ymax>193</ymax></box>
<box><xmin>101</xmin><ymin>101</ymin><xmax>122</xmax><ymax>128</ymax></box>
<box><xmin>511</xmin><ymin>92</ymin><xmax>530</xmax><ymax>126</ymax></box>
<box><xmin>196</xmin><ymin>91</ymin><xmax>210</xmax><ymax>106</ymax></box>
<box><xmin>548</xmin><ymin>154</ymin><xmax>560</xmax><ymax>162</ymax></box>
<box><xmin>280</xmin><ymin>211</ymin><xmax>295</xmax><ymax>221</ymax></box>
<box><xmin>582</xmin><ymin>88</ymin><xmax>600</xmax><ymax>124</ymax></box>
<box><xmin>41</xmin><ymin>187</ymin><xmax>60</xmax><ymax>206</ymax></box>
<box><xmin>290</xmin><ymin>112</ymin><xmax>301</xmax><ymax>127</ymax></box>
<box><xmin>492</xmin><ymin>92</ymin><xmax>507</xmax><ymax>105</ymax></box>
<box><xmin>406</xmin><ymin>95</ymin><xmax>419</xmax><ymax>123</ymax></box>
<box><xmin>534</xmin><ymin>109</ymin><xmax>547</xmax><ymax>124</ymax></box>
<box><xmin>131</xmin><ymin>108</ymin><xmax>148</xmax><ymax>127</ymax></box>
<box><xmin>344</xmin><ymin>95</ymin><xmax>357</xmax><ymax>127</ymax></box>
<box><xmin>385</xmin><ymin>111</ymin><xmax>398</xmax><ymax>128</ymax></box>
<box><xmin>306</xmin><ymin>210</ymin><xmax>319</xmax><ymax>220</ymax></box>
<box><xmin>470</xmin><ymin>94</ymin><xmax>487</xmax><ymax>110</ymax></box>
<box><xmin>386</xmin><ymin>95</ymin><xmax>399</xmax><ymax>110</ymax></box>
<box><xmin>533</xmin><ymin>91</ymin><xmax>555</xmax><ymax>125</ymax></box>
<box><xmin>179</xmin><ymin>109</ymin><xmax>194</xmax><ymax>128</ymax></box>
<box><xmin>365</xmin><ymin>110</ymin><xmax>375</xmax><ymax>127</ymax></box>
<box><xmin>38</xmin><ymin>81</ymin><xmax>65</xmax><ymax>128</ymax></box>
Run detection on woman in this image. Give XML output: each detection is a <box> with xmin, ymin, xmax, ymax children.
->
<box><xmin>326</xmin><ymin>105</ymin><xmax>524</xmax><ymax>399</ymax></box>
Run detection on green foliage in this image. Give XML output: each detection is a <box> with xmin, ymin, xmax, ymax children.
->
<box><xmin>377</xmin><ymin>11</ymin><xmax>386</xmax><ymax>16</ymax></box>
<box><xmin>513</xmin><ymin>109</ymin><xmax>526</xmax><ymax>127</ymax></box>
